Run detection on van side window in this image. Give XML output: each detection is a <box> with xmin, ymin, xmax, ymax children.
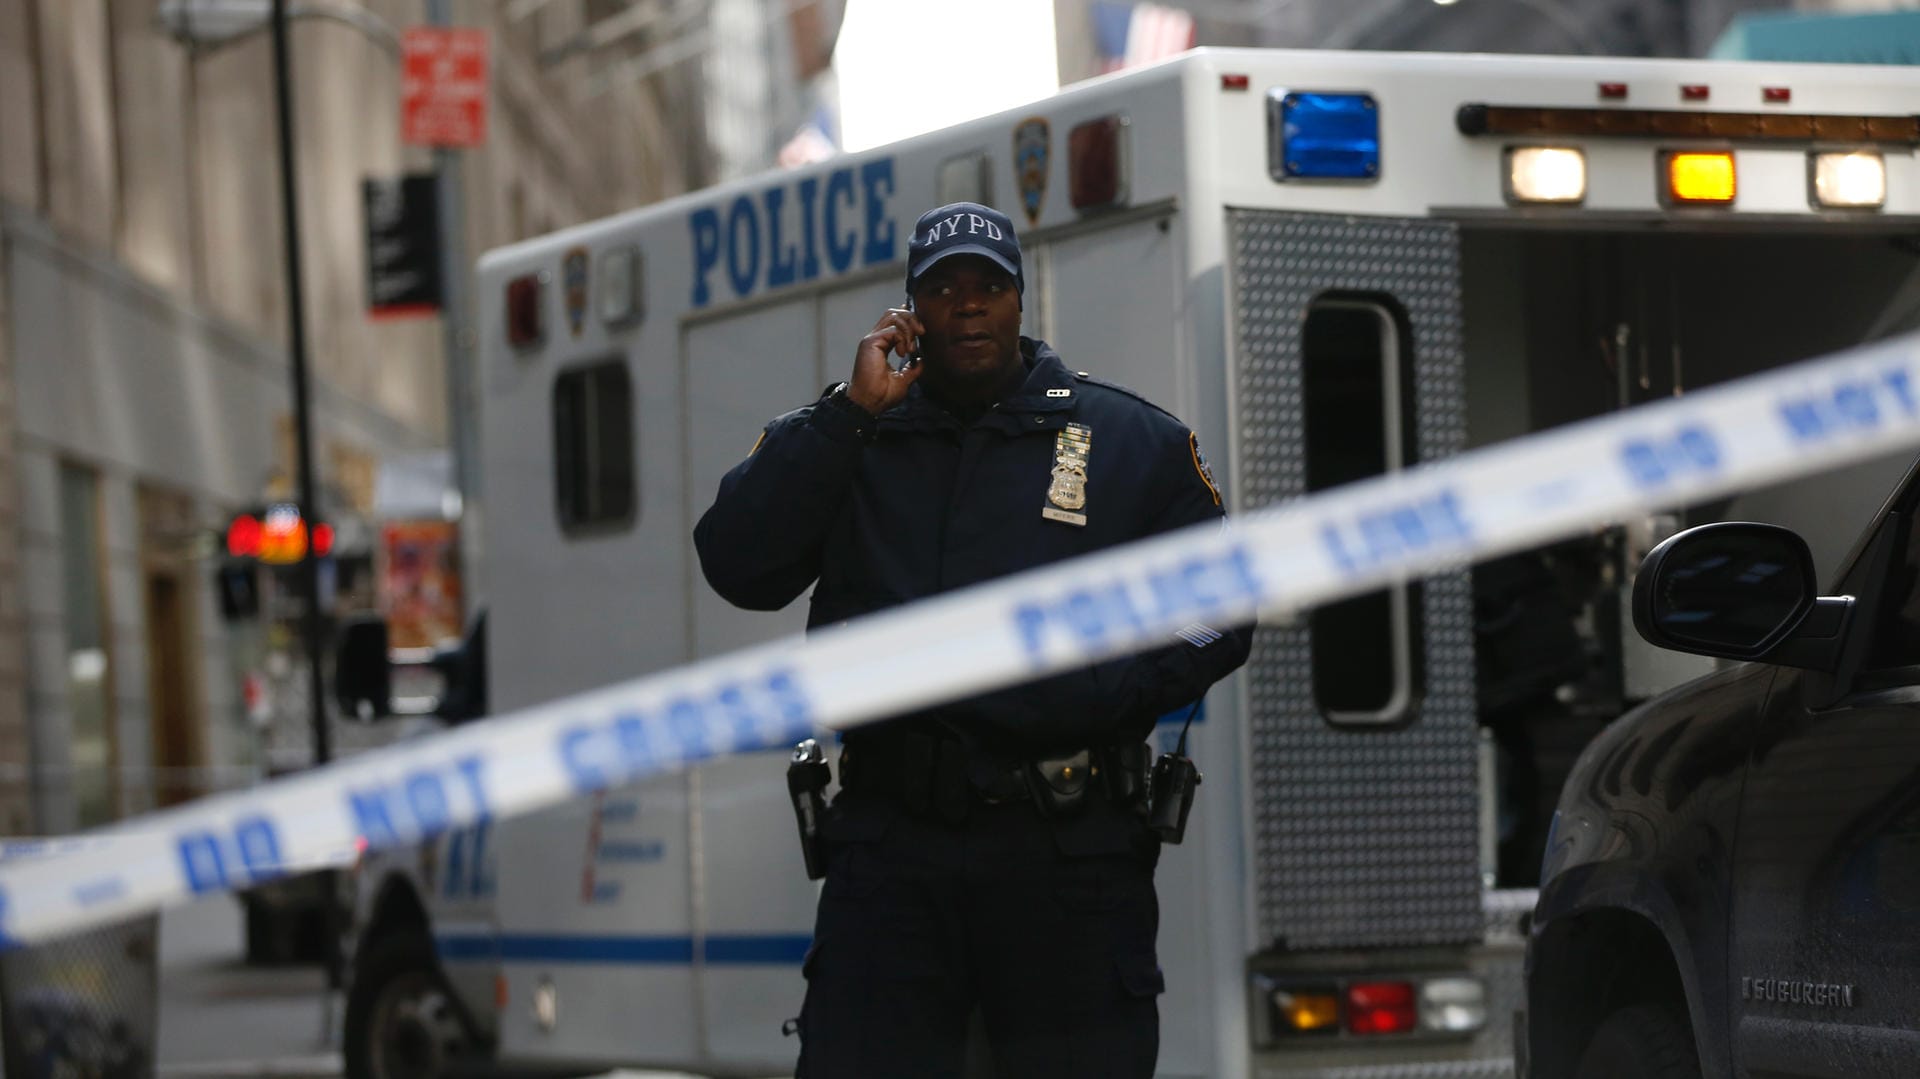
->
<box><xmin>553</xmin><ymin>360</ymin><xmax>637</xmax><ymax>535</ymax></box>
<box><xmin>1302</xmin><ymin>296</ymin><xmax>1424</xmax><ymax>727</ymax></box>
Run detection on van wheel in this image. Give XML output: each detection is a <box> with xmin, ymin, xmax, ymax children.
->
<box><xmin>344</xmin><ymin>934</ymin><xmax>469</xmax><ymax>1079</ymax></box>
<box><xmin>1574</xmin><ymin>1002</ymin><xmax>1700</xmax><ymax>1079</ymax></box>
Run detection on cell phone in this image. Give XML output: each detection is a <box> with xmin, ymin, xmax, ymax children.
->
<box><xmin>897</xmin><ymin>296</ymin><xmax>922</xmax><ymax>371</ymax></box>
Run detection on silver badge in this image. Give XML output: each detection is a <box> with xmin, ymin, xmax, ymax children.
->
<box><xmin>1044</xmin><ymin>423</ymin><xmax>1091</xmax><ymax>526</ymax></box>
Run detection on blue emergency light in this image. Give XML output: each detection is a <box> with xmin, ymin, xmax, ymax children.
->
<box><xmin>1273</xmin><ymin>92</ymin><xmax>1381</xmax><ymax>180</ymax></box>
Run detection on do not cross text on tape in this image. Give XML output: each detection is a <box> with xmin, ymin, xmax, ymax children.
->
<box><xmin>2</xmin><ymin>333</ymin><xmax>1919</xmax><ymax>946</ymax></box>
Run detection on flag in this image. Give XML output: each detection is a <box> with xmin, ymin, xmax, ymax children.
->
<box><xmin>1092</xmin><ymin>2</ymin><xmax>1196</xmax><ymax>74</ymax></box>
<box><xmin>779</xmin><ymin>102</ymin><xmax>840</xmax><ymax>170</ymax></box>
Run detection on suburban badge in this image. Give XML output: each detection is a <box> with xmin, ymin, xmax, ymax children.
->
<box><xmin>1742</xmin><ymin>976</ymin><xmax>1858</xmax><ymax>1008</ymax></box>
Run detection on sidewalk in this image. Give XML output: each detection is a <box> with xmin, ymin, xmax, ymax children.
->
<box><xmin>155</xmin><ymin>895</ymin><xmax>340</xmax><ymax>1079</ymax></box>
<box><xmin>151</xmin><ymin>897</ymin><xmax>769</xmax><ymax>1079</ymax></box>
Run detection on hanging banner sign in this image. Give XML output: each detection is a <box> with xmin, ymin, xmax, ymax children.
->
<box><xmin>364</xmin><ymin>174</ymin><xmax>442</xmax><ymax>319</ymax></box>
<box><xmin>401</xmin><ymin>27</ymin><xmax>490</xmax><ymax>148</ymax></box>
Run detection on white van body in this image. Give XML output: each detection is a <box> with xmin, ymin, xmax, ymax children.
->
<box><xmin>347</xmin><ymin>48</ymin><xmax>1920</xmax><ymax>1078</ymax></box>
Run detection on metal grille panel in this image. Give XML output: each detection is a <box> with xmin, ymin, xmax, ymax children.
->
<box><xmin>1257</xmin><ymin>1060</ymin><xmax>1514</xmax><ymax>1079</ymax></box>
<box><xmin>1231</xmin><ymin>211</ymin><xmax>1482</xmax><ymax>949</ymax></box>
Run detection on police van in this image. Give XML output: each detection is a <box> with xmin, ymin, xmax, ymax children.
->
<box><xmin>337</xmin><ymin>47</ymin><xmax>1920</xmax><ymax>1079</ymax></box>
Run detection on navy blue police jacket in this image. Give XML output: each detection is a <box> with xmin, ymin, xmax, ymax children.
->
<box><xmin>694</xmin><ymin>338</ymin><xmax>1253</xmax><ymax>757</ymax></box>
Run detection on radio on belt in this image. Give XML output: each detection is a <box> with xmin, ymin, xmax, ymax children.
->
<box><xmin>787</xmin><ymin>738</ymin><xmax>831</xmax><ymax>880</ymax></box>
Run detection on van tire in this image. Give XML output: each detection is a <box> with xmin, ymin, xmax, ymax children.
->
<box><xmin>1573</xmin><ymin>1002</ymin><xmax>1700</xmax><ymax>1079</ymax></box>
<box><xmin>344</xmin><ymin>933</ymin><xmax>468</xmax><ymax>1079</ymax></box>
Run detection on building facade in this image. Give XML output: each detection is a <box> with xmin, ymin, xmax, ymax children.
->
<box><xmin>0</xmin><ymin>0</ymin><xmax>708</xmax><ymax>833</ymax></box>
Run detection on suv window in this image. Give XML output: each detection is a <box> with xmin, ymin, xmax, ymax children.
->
<box><xmin>1865</xmin><ymin>511</ymin><xmax>1920</xmax><ymax>669</ymax></box>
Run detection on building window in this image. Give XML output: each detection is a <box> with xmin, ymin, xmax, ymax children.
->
<box><xmin>58</xmin><ymin>462</ymin><xmax>118</xmax><ymax>825</ymax></box>
<box><xmin>553</xmin><ymin>360</ymin><xmax>637</xmax><ymax>534</ymax></box>
<box><xmin>1302</xmin><ymin>296</ymin><xmax>1424</xmax><ymax>727</ymax></box>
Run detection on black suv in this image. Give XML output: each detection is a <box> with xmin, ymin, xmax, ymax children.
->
<box><xmin>1522</xmin><ymin>461</ymin><xmax>1920</xmax><ymax>1078</ymax></box>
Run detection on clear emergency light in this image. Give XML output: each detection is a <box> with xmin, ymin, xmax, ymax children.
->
<box><xmin>1811</xmin><ymin>151</ymin><xmax>1886</xmax><ymax>209</ymax></box>
<box><xmin>597</xmin><ymin>246</ymin><xmax>643</xmax><ymax>326</ymax></box>
<box><xmin>1505</xmin><ymin>146</ymin><xmax>1587</xmax><ymax>204</ymax></box>
<box><xmin>1664</xmin><ymin>151</ymin><xmax>1736</xmax><ymax>206</ymax></box>
<box><xmin>1269</xmin><ymin>91</ymin><xmax>1381</xmax><ymax>181</ymax></box>
<box><xmin>938</xmin><ymin>151</ymin><xmax>993</xmax><ymax>207</ymax></box>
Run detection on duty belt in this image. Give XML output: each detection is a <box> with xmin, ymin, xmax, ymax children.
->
<box><xmin>838</xmin><ymin>729</ymin><xmax>1151</xmax><ymax>823</ymax></box>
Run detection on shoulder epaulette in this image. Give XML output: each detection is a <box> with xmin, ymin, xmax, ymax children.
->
<box><xmin>1071</xmin><ymin>370</ymin><xmax>1185</xmax><ymax>425</ymax></box>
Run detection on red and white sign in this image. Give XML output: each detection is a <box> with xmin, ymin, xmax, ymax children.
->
<box><xmin>401</xmin><ymin>27</ymin><xmax>489</xmax><ymax>148</ymax></box>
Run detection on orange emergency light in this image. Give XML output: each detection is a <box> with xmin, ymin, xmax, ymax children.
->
<box><xmin>1665</xmin><ymin>151</ymin><xmax>1736</xmax><ymax>205</ymax></box>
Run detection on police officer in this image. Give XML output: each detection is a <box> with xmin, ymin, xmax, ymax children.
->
<box><xmin>694</xmin><ymin>202</ymin><xmax>1252</xmax><ymax>1078</ymax></box>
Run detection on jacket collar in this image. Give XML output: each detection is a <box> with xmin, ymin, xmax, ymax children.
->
<box><xmin>996</xmin><ymin>339</ymin><xmax>1077</xmax><ymax>416</ymax></box>
<box><xmin>879</xmin><ymin>338</ymin><xmax>1075</xmax><ymax>433</ymax></box>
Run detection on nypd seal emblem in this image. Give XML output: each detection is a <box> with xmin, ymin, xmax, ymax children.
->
<box><xmin>1014</xmin><ymin>118</ymin><xmax>1050</xmax><ymax>227</ymax></box>
<box><xmin>1189</xmin><ymin>431</ymin><xmax>1221</xmax><ymax>506</ymax></box>
<box><xmin>563</xmin><ymin>247</ymin><xmax>590</xmax><ymax>337</ymax></box>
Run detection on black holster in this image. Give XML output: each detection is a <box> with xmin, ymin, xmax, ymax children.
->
<box><xmin>788</xmin><ymin>739</ymin><xmax>831</xmax><ymax>880</ymax></box>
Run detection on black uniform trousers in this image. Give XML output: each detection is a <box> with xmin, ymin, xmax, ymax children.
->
<box><xmin>794</xmin><ymin>790</ymin><xmax>1164</xmax><ymax>1078</ymax></box>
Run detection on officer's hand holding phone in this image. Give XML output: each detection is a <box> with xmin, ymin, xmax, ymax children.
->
<box><xmin>846</xmin><ymin>306</ymin><xmax>925</xmax><ymax>415</ymax></box>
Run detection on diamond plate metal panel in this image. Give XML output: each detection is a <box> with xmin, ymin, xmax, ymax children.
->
<box><xmin>1231</xmin><ymin>211</ymin><xmax>1482</xmax><ymax>950</ymax></box>
<box><xmin>1257</xmin><ymin>1060</ymin><xmax>1514</xmax><ymax>1079</ymax></box>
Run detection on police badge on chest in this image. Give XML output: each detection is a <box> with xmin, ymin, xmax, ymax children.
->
<box><xmin>1042</xmin><ymin>423</ymin><xmax>1091</xmax><ymax>526</ymax></box>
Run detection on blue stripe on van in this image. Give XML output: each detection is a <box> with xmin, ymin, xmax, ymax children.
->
<box><xmin>436</xmin><ymin>933</ymin><xmax>810</xmax><ymax>965</ymax></box>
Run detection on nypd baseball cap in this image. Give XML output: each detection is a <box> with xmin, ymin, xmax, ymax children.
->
<box><xmin>905</xmin><ymin>202</ymin><xmax>1024</xmax><ymax>298</ymax></box>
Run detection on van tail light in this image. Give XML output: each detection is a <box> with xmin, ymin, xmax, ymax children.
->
<box><xmin>1252</xmin><ymin>972</ymin><xmax>1486</xmax><ymax>1046</ymax></box>
<box><xmin>1346</xmin><ymin>981</ymin><xmax>1418</xmax><ymax>1035</ymax></box>
<box><xmin>1420</xmin><ymin>977</ymin><xmax>1489</xmax><ymax>1033</ymax></box>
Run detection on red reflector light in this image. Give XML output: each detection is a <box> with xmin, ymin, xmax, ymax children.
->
<box><xmin>506</xmin><ymin>272</ymin><xmax>546</xmax><ymax>348</ymax></box>
<box><xmin>1681</xmin><ymin>84</ymin><xmax>1710</xmax><ymax>102</ymax></box>
<box><xmin>1764</xmin><ymin>86</ymin><xmax>1791</xmax><ymax>104</ymax></box>
<box><xmin>1598</xmin><ymin>82</ymin><xmax>1628</xmax><ymax>100</ymax></box>
<box><xmin>312</xmin><ymin>523</ymin><xmax>335</xmax><ymax>557</ymax></box>
<box><xmin>1346</xmin><ymin>982</ymin><xmax>1418</xmax><ymax>1035</ymax></box>
<box><xmin>1068</xmin><ymin>115</ymin><xmax>1130</xmax><ymax>212</ymax></box>
<box><xmin>1221</xmin><ymin>73</ymin><xmax>1250</xmax><ymax>91</ymax></box>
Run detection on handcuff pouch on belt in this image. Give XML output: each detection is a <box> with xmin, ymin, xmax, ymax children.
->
<box><xmin>1027</xmin><ymin>749</ymin><xmax>1093</xmax><ymax>818</ymax></box>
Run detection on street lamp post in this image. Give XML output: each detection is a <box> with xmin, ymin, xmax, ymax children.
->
<box><xmin>265</xmin><ymin>0</ymin><xmax>342</xmax><ymax>999</ymax></box>
<box><xmin>159</xmin><ymin>0</ymin><xmax>479</xmax><ymax>598</ymax></box>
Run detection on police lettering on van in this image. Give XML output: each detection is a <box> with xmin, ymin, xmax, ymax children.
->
<box><xmin>690</xmin><ymin>158</ymin><xmax>899</xmax><ymax>308</ymax></box>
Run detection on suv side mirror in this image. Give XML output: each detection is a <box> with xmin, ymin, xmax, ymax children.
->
<box><xmin>335</xmin><ymin>616</ymin><xmax>393</xmax><ymax>720</ymax></box>
<box><xmin>1633</xmin><ymin>522</ymin><xmax>1850</xmax><ymax>672</ymax></box>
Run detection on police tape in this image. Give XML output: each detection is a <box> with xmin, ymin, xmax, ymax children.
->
<box><xmin>4</xmin><ymin>333</ymin><xmax>1920</xmax><ymax>946</ymax></box>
